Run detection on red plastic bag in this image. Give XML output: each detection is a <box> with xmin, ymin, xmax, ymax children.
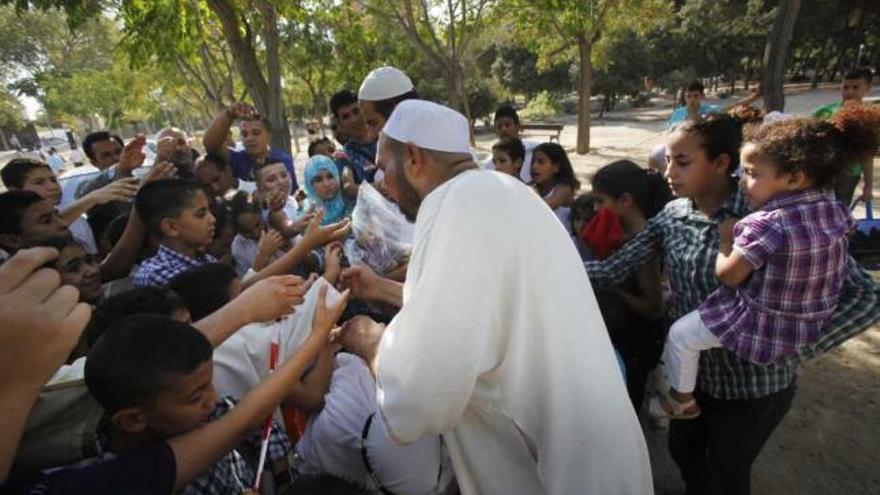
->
<box><xmin>579</xmin><ymin>207</ymin><xmax>624</xmax><ymax>260</ymax></box>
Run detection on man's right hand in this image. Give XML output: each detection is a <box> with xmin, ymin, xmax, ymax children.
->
<box><xmin>117</xmin><ymin>135</ymin><xmax>147</xmax><ymax>177</ymax></box>
<box><xmin>339</xmin><ymin>264</ymin><xmax>385</xmax><ymax>303</ymax></box>
<box><xmin>225</xmin><ymin>102</ymin><xmax>257</xmax><ymax>121</ymax></box>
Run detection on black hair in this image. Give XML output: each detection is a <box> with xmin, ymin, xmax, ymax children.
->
<box><xmin>492</xmin><ymin>137</ymin><xmax>526</xmax><ymax>163</ymax></box>
<box><xmin>494</xmin><ymin>104</ymin><xmax>520</xmax><ymax>126</ymax></box>
<box><xmin>532</xmin><ymin>142</ymin><xmax>580</xmax><ymax>190</ymax></box>
<box><xmin>167</xmin><ymin>263</ymin><xmax>238</xmax><ymax>321</ymax></box>
<box><xmin>103</xmin><ymin>212</ymin><xmax>131</xmax><ymax>247</ymax></box>
<box><xmin>241</xmin><ymin>114</ymin><xmax>272</xmax><ymax>133</ymax></box>
<box><xmin>84</xmin><ymin>287</ymin><xmax>188</xmax><ymax>348</ymax></box>
<box><xmin>198</xmin><ymin>152</ymin><xmax>229</xmax><ymax>171</ymax></box>
<box><xmin>844</xmin><ymin>67</ymin><xmax>873</xmax><ymax>85</ymax></box>
<box><xmin>370</xmin><ymin>89</ymin><xmax>420</xmax><ymax>120</ymax></box>
<box><xmin>685</xmin><ymin>80</ymin><xmax>705</xmax><ymax>94</ymax></box>
<box><xmin>308</xmin><ymin>137</ymin><xmax>333</xmax><ymax>157</ymax></box>
<box><xmin>1</xmin><ymin>158</ymin><xmax>52</xmax><ymax>189</ymax></box>
<box><xmin>675</xmin><ymin>113</ymin><xmax>743</xmax><ymax>175</ymax></box>
<box><xmin>228</xmin><ymin>190</ymin><xmax>262</xmax><ymax>229</ymax></box>
<box><xmin>82</xmin><ymin>131</ymin><xmax>124</xmax><ymax>162</ymax></box>
<box><xmin>279</xmin><ymin>474</ymin><xmax>372</xmax><ymax>495</ymax></box>
<box><xmin>592</xmin><ymin>160</ymin><xmax>673</xmax><ymax>218</ymax></box>
<box><xmin>570</xmin><ymin>193</ymin><xmax>598</xmax><ymax>233</ymax></box>
<box><xmin>329</xmin><ymin>89</ymin><xmax>358</xmax><ymax>118</ymax></box>
<box><xmin>134</xmin><ymin>179</ymin><xmax>208</xmax><ymax>236</ymax></box>
<box><xmin>0</xmin><ymin>190</ymin><xmax>44</xmax><ymax>236</ymax></box>
<box><xmin>210</xmin><ymin>199</ymin><xmax>232</xmax><ymax>241</ymax></box>
<box><xmin>85</xmin><ymin>314</ymin><xmax>212</xmax><ymax>414</ymax></box>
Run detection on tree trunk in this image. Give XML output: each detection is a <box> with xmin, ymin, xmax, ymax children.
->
<box><xmin>576</xmin><ymin>36</ymin><xmax>591</xmax><ymax>155</ymax></box>
<box><xmin>762</xmin><ymin>0</ymin><xmax>802</xmax><ymax>112</ymax></box>
<box><xmin>206</xmin><ymin>0</ymin><xmax>292</xmax><ymax>156</ymax></box>
<box><xmin>0</xmin><ymin>132</ymin><xmax>8</xmax><ymax>151</ymax></box>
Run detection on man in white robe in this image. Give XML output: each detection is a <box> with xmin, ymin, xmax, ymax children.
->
<box><xmin>338</xmin><ymin>100</ymin><xmax>652</xmax><ymax>495</ymax></box>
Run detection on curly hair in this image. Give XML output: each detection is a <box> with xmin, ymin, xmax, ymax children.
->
<box><xmin>744</xmin><ymin>104</ymin><xmax>880</xmax><ymax>187</ymax></box>
<box><xmin>726</xmin><ymin>104</ymin><xmax>764</xmax><ymax>126</ymax></box>
<box><xmin>676</xmin><ymin>113</ymin><xmax>743</xmax><ymax>175</ymax></box>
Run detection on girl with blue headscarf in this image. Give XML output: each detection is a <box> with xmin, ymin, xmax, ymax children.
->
<box><xmin>304</xmin><ymin>155</ymin><xmax>355</xmax><ymax>225</ymax></box>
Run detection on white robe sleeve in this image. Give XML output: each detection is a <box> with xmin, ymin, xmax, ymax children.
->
<box><xmin>376</xmin><ymin>192</ymin><xmax>506</xmax><ymax>444</ymax></box>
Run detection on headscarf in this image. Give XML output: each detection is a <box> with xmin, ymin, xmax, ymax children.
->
<box><xmin>304</xmin><ymin>155</ymin><xmax>351</xmax><ymax>225</ymax></box>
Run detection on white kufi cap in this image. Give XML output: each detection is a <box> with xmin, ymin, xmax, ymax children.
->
<box><xmin>382</xmin><ymin>100</ymin><xmax>470</xmax><ymax>154</ymax></box>
<box><xmin>359</xmin><ymin>66</ymin><xmax>414</xmax><ymax>101</ymax></box>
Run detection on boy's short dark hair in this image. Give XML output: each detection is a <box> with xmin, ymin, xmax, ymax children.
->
<box><xmin>494</xmin><ymin>104</ymin><xmax>520</xmax><ymax>126</ymax></box>
<box><xmin>241</xmin><ymin>114</ymin><xmax>272</xmax><ymax>133</ymax></box>
<box><xmin>844</xmin><ymin>67</ymin><xmax>873</xmax><ymax>85</ymax></box>
<box><xmin>82</xmin><ymin>131</ymin><xmax>124</xmax><ymax>162</ymax></box>
<box><xmin>491</xmin><ymin>137</ymin><xmax>526</xmax><ymax>163</ymax></box>
<box><xmin>371</xmin><ymin>90</ymin><xmax>420</xmax><ymax>120</ymax></box>
<box><xmin>85</xmin><ymin>287</ymin><xmax>188</xmax><ymax>348</ymax></box>
<box><xmin>198</xmin><ymin>151</ymin><xmax>229</xmax><ymax>171</ymax></box>
<box><xmin>167</xmin><ymin>263</ymin><xmax>238</xmax><ymax>321</ymax></box>
<box><xmin>308</xmin><ymin>137</ymin><xmax>333</xmax><ymax>157</ymax></box>
<box><xmin>1</xmin><ymin>158</ymin><xmax>52</xmax><ymax>189</ymax></box>
<box><xmin>103</xmin><ymin>212</ymin><xmax>131</xmax><ymax>247</ymax></box>
<box><xmin>85</xmin><ymin>314</ymin><xmax>212</xmax><ymax>414</ymax></box>
<box><xmin>330</xmin><ymin>89</ymin><xmax>358</xmax><ymax>118</ymax></box>
<box><xmin>134</xmin><ymin>179</ymin><xmax>208</xmax><ymax>236</ymax></box>
<box><xmin>0</xmin><ymin>190</ymin><xmax>44</xmax><ymax>236</ymax></box>
<box><xmin>685</xmin><ymin>80</ymin><xmax>705</xmax><ymax>94</ymax></box>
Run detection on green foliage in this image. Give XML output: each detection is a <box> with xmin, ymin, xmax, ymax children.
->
<box><xmin>466</xmin><ymin>78</ymin><xmax>498</xmax><ymax>122</ymax></box>
<box><xmin>490</xmin><ymin>44</ymin><xmax>572</xmax><ymax>99</ymax></box>
<box><xmin>519</xmin><ymin>91</ymin><xmax>561</xmax><ymax>121</ymax></box>
<box><xmin>0</xmin><ymin>90</ymin><xmax>25</xmax><ymax>128</ymax></box>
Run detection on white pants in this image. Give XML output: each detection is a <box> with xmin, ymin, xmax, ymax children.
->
<box><xmin>664</xmin><ymin>309</ymin><xmax>722</xmax><ymax>393</ymax></box>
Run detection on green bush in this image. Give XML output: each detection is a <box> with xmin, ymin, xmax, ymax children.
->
<box><xmin>519</xmin><ymin>91</ymin><xmax>561</xmax><ymax>121</ymax></box>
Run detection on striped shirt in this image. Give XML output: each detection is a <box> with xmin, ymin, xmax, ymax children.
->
<box><xmin>586</xmin><ymin>188</ymin><xmax>880</xmax><ymax>399</ymax></box>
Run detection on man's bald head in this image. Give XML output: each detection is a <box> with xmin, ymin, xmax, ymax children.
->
<box><xmin>156</xmin><ymin>127</ymin><xmax>194</xmax><ymax>171</ymax></box>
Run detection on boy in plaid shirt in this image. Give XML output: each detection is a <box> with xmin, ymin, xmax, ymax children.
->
<box><xmin>654</xmin><ymin>107</ymin><xmax>880</xmax><ymax>419</ymax></box>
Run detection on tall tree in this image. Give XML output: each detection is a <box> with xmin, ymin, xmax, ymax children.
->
<box><xmin>512</xmin><ymin>0</ymin><xmax>670</xmax><ymax>154</ymax></box>
<box><xmin>359</xmin><ymin>0</ymin><xmax>492</xmax><ymax>131</ymax></box>
<box><xmin>762</xmin><ymin>0</ymin><xmax>802</xmax><ymax>112</ymax></box>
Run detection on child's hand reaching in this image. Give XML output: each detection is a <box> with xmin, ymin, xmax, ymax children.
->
<box><xmin>311</xmin><ymin>284</ymin><xmax>350</xmax><ymax>342</ymax></box>
<box><xmin>85</xmin><ymin>178</ymin><xmax>139</xmax><ymax>206</ymax></box>
<box><xmin>302</xmin><ymin>210</ymin><xmax>352</xmax><ymax>250</ymax></box>
<box><xmin>323</xmin><ymin>243</ymin><xmax>343</xmax><ymax>285</ymax></box>
<box><xmin>253</xmin><ymin>229</ymin><xmax>284</xmax><ymax>272</ymax></box>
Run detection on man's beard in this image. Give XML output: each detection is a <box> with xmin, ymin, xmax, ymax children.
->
<box><xmin>393</xmin><ymin>164</ymin><xmax>422</xmax><ymax>223</ymax></box>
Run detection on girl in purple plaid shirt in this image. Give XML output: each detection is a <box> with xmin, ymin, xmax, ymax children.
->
<box><xmin>654</xmin><ymin>106</ymin><xmax>880</xmax><ymax>419</ymax></box>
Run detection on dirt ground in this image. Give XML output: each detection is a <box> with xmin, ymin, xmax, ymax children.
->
<box><xmin>470</xmin><ymin>84</ymin><xmax>880</xmax><ymax>495</ymax></box>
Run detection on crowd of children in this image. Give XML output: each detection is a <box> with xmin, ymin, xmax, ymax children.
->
<box><xmin>1</xmin><ymin>65</ymin><xmax>879</xmax><ymax>495</ymax></box>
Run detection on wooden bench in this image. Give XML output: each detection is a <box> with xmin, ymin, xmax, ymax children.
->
<box><xmin>521</xmin><ymin>123</ymin><xmax>564</xmax><ymax>142</ymax></box>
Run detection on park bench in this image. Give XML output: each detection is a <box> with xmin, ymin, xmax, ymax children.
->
<box><xmin>520</xmin><ymin>123</ymin><xmax>564</xmax><ymax>142</ymax></box>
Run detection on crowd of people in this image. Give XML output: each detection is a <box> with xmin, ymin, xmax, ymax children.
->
<box><xmin>0</xmin><ymin>64</ymin><xmax>879</xmax><ymax>495</ymax></box>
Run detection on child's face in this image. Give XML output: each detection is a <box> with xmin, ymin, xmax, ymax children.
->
<box><xmin>337</xmin><ymin>103</ymin><xmax>369</xmax><ymax>142</ymax></box>
<box><xmin>22</xmin><ymin>168</ymin><xmax>62</xmax><ymax>205</ymax></box>
<box><xmin>55</xmin><ymin>243</ymin><xmax>101</xmax><ymax>304</ymax></box>
<box><xmin>236</xmin><ymin>211</ymin><xmax>263</xmax><ymax>241</ymax></box>
<box><xmin>195</xmin><ymin>161</ymin><xmax>235</xmax><ymax>198</ymax></box>
<box><xmin>168</xmin><ymin>190</ymin><xmax>216</xmax><ymax>250</ymax></box>
<box><xmin>494</xmin><ymin>116</ymin><xmax>520</xmax><ymax>140</ymax></box>
<box><xmin>684</xmin><ymin>91</ymin><xmax>704</xmax><ymax>110</ymax></box>
<box><xmin>664</xmin><ymin>132</ymin><xmax>726</xmax><ymax>199</ymax></box>
<box><xmin>144</xmin><ymin>360</ymin><xmax>219</xmax><ymax>436</ymax></box>
<box><xmin>311</xmin><ymin>169</ymin><xmax>340</xmax><ymax>200</ymax></box>
<box><xmin>256</xmin><ymin>162</ymin><xmax>291</xmax><ymax>197</ymax></box>
<box><xmin>841</xmin><ymin>77</ymin><xmax>870</xmax><ymax>102</ymax></box>
<box><xmin>739</xmin><ymin>143</ymin><xmax>802</xmax><ymax>210</ymax></box>
<box><xmin>530</xmin><ymin>150</ymin><xmax>559</xmax><ymax>186</ymax></box>
<box><xmin>492</xmin><ymin>149</ymin><xmax>522</xmax><ymax>178</ymax></box>
<box><xmin>592</xmin><ymin>191</ymin><xmax>627</xmax><ymax>219</ymax></box>
<box><xmin>21</xmin><ymin>200</ymin><xmax>69</xmax><ymax>245</ymax></box>
<box><xmin>206</xmin><ymin>224</ymin><xmax>235</xmax><ymax>260</ymax></box>
<box><xmin>314</xmin><ymin>141</ymin><xmax>336</xmax><ymax>158</ymax></box>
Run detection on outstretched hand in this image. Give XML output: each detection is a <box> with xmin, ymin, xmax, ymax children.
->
<box><xmin>0</xmin><ymin>248</ymin><xmax>91</xmax><ymax>389</ymax></box>
<box><xmin>236</xmin><ymin>275</ymin><xmax>315</xmax><ymax>323</ymax></box>
<box><xmin>86</xmin><ymin>177</ymin><xmax>139</xmax><ymax>205</ymax></box>
<box><xmin>301</xmin><ymin>210</ymin><xmax>351</xmax><ymax>250</ymax></box>
<box><xmin>312</xmin><ymin>284</ymin><xmax>350</xmax><ymax>342</ymax></box>
<box><xmin>117</xmin><ymin>135</ymin><xmax>147</xmax><ymax>176</ymax></box>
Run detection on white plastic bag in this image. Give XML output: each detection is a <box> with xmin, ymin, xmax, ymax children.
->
<box><xmin>343</xmin><ymin>183</ymin><xmax>414</xmax><ymax>275</ymax></box>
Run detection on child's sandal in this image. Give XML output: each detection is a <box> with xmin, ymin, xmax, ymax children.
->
<box><xmin>648</xmin><ymin>394</ymin><xmax>701</xmax><ymax>420</ymax></box>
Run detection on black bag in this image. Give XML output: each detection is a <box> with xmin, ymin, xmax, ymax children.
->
<box><xmin>850</xmin><ymin>201</ymin><xmax>880</xmax><ymax>270</ymax></box>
